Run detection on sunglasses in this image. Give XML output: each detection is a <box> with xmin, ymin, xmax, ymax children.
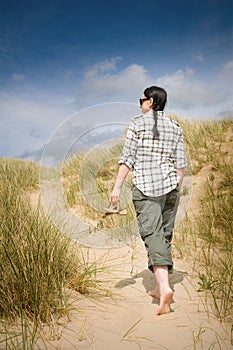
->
<box><xmin>139</xmin><ymin>97</ymin><xmax>150</xmax><ymax>106</ymax></box>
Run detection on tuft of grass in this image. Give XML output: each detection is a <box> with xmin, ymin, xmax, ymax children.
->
<box><xmin>120</xmin><ymin>317</ymin><xmax>153</xmax><ymax>349</ymax></box>
<box><xmin>172</xmin><ymin>117</ymin><xmax>232</xmax><ymax>174</ymax></box>
<box><xmin>2</xmin><ymin>116</ymin><xmax>231</xmax><ymax>348</ymax></box>
<box><xmin>174</xmin><ymin>119</ymin><xmax>233</xmax><ymax>321</ymax></box>
<box><xmin>0</xmin><ymin>157</ymin><xmax>112</xmax><ymax>349</ymax></box>
<box><xmin>61</xmin><ymin>118</ymin><xmax>233</xmax><ymax>321</ymax></box>
<box><xmin>0</xmin><ymin>157</ymin><xmax>39</xmax><ymax>191</ymax></box>
<box><xmin>62</xmin><ymin>141</ymin><xmax>137</xmax><ymax>235</ymax></box>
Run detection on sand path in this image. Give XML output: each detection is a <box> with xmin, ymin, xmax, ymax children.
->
<box><xmin>31</xmin><ymin>168</ymin><xmax>232</xmax><ymax>349</ymax></box>
<box><xmin>38</xmin><ymin>241</ymin><xmax>231</xmax><ymax>350</ymax></box>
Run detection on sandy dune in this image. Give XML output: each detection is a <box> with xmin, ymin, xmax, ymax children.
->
<box><xmin>37</xmin><ymin>239</ymin><xmax>231</xmax><ymax>350</ymax></box>
<box><xmin>32</xmin><ymin>166</ymin><xmax>232</xmax><ymax>349</ymax></box>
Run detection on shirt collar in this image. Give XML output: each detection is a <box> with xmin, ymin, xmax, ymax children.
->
<box><xmin>147</xmin><ymin>110</ymin><xmax>166</xmax><ymax>117</ymax></box>
<box><xmin>157</xmin><ymin>110</ymin><xmax>166</xmax><ymax>116</ymax></box>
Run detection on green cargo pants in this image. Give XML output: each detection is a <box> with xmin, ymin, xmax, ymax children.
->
<box><xmin>132</xmin><ymin>184</ymin><xmax>180</xmax><ymax>274</ymax></box>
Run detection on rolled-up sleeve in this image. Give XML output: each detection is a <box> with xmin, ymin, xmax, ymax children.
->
<box><xmin>118</xmin><ymin>120</ymin><xmax>138</xmax><ymax>169</ymax></box>
<box><xmin>174</xmin><ymin>130</ymin><xmax>187</xmax><ymax>168</ymax></box>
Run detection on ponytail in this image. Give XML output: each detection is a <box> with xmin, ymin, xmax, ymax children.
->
<box><xmin>152</xmin><ymin>111</ymin><xmax>159</xmax><ymax>139</ymax></box>
<box><xmin>143</xmin><ymin>86</ymin><xmax>167</xmax><ymax>139</ymax></box>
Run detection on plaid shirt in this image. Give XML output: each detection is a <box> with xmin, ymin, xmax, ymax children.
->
<box><xmin>119</xmin><ymin>110</ymin><xmax>187</xmax><ymax>197</ymax></box>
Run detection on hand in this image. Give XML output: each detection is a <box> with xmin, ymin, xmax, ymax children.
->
<box><xmin>110</xmin><ymin>186</ymin><xmax>121</xmax><ymax>204</ymax></box>
<box><xmin>109</xmin><ymin>164</ymin><xmax>130</xmax><ymax>204</ymax></box>
<box><xmin>177</xmin><ymin>167</ymin><xmax>185</xmax><ymax>187</ymax></box>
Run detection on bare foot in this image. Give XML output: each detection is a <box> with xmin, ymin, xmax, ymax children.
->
<box><xmin>156</xmin><ymin>288</ymin><xmax>173</xmax><ymax>315</ymax></box>
<box><xmin>147</xmin><ymin>288</ymin><xmax>160</xmax><ymax>299</ymax></box>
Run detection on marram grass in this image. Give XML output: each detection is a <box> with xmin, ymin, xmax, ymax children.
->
<box><xmin>0</xmin><ymin>158</ymin><xmax>111</xmax><ymax>349</ymax></box>
<box><xmin>62</xmin><ymin>141</ymin><xmax>136</xmax><ymax>231</ymax></box>
<box><xmin>62</xmin><ymin>117</ymin><xmax>233</xmax><ymax>321</ymax></box>
<box><xmin>173</xmin><ymin>118</ymin><xmax>233</xmax><ymax>320</ymax></box>
<box><xmin>0</xmin><ymin>117</ymin><xmax>232</xmax><ymax>349</ymax></box>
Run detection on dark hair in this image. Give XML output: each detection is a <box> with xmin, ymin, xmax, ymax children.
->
<box><xmin>144</xmin><ymin>86</ymin><xmax>167</xmax><ymax>139</ymax></box>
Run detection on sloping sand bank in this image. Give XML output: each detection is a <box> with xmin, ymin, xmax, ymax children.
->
<box><xmin>38</xmin><ymin>240</ymin><xmax>231</xmax><ymax>350</ymax></box>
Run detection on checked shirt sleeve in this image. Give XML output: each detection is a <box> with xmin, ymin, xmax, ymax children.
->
<box><xmin>118</xmin><ymin>119</ymin><xmax>139</xmax><ymax>169</ymax></box>
<box><xmin>174</xmin><ymin>129</ymin><xmax>187</xmax><ymax>169</ymax></box>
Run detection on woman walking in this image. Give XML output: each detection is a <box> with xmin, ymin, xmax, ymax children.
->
<box><xmin>110</xmin><ymin>86</ymin><xmax>187</xmax><ymax>315</ymax></box>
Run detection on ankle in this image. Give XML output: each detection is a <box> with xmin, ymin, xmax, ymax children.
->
<box><xmin>159</xmin><ymin>285</ymin><xmax>173</xmax><ymax>296</ymax></box>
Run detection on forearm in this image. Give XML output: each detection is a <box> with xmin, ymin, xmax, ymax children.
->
<box><xmin>176</xmin><ymin>167</ymin><xmax>185</xmax><ymax>187</ymax></box>
<box><xmin>114</xmin><ymin>163</ymin><xmax>130</xmax><ymax>189</ymax></box>
<box><xmin>110</xmin><ymin>163</ymin><xmax>131</xmax><ymax>203</ymax></box>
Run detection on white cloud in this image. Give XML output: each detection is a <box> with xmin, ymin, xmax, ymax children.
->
<box><xmin>85</xmin><ymin>57</ymin><xmax>122</xmax><ymax>77</ymax></box>
<box><xmin>219</xmin><ymin>60</ymin><xmax>233</xmax><ymax>82</ymax></box>
<box><xmin>77</xmin><ymin>59</ymin><xmax>152</xmax><ymax>104</ymax></box>
<box><xmin>0</xmin><ymin>92</ymin><xmax>69</xmax><ymax>156</ymax></box>
<box><xmin>78</xmin><ymin>58</ymin><xmax>233</xmax><ymax>119</ymax></box>
<box><xmin>192</xmin><ymin>53</ymin><xmax>204</xmax><ymax>63</ymax></box>
<box><xmin>156</xmin><ymin>68</ymin><xmax>217</xmax><ymax>109</ymax></box>
<box><xmin>2</xmin><ymin>59</ymin><xmax>232</xmax><ymax>159</ymax></box>
<box><xmin>11</xmin><ymin>73</ymin><xmax>26</xmax><ymax>81</ymax></box>
<box><xmin>64</xmin><ymin>70</ymin><xmax>72</xmax><ymax>81</ymax></box>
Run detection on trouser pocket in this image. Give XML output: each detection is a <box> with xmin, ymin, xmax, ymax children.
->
<box><xmin>132</xmin><ymin>186</ymin><xmax>165</xmax><ymax>239</ymax></box>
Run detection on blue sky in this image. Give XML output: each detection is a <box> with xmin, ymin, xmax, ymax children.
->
<box><xmin>0</xmin><ymin>0</ymin><xmax>232</xmax><ymax>160</ymax></box>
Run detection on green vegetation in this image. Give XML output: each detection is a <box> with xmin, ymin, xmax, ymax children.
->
<box><xmin>173</xmin><ymin>118</ymin><xmax>233</xmax><ymax>321</ymax></box>
<box><xmin>62</xmin><ymin>141</ymin><xmax>136</xmax><ymax>231</ymax></box>
<box><xmin>0</xmin><ymin>158</ymin><xmax>109</xmax><ymax>349</ymax></box>
<box><xmin>62</xmin><ymin>117</ymin><xmax>233</xmax><ymax>321</ymax></box>
<box><xmin>0</xmin><ymin>117</ymin><xmax>232</xmax><ymax>348</ymax></box>
<box><xmin>174</xmin><ymin>117</ymin><xmax>231</xmax><ymax>174</ymax></box>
